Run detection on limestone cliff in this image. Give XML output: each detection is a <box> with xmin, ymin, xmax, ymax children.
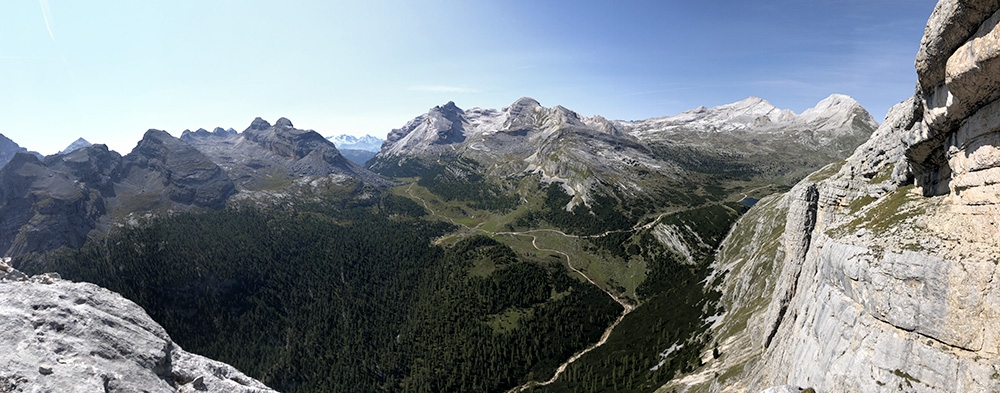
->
<box><xmin>0</xmin><ymin>259</ymin><xmax>277</xmax><ymax>393</ymax></box>
<box><xmin>661</xmin><ymin>1</ymin><xmax>1000</xmax><ymax>392</ymax></box>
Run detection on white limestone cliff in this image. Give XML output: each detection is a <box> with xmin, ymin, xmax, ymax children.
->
<box><xmin>660</xmin><ymin>1</ymin><xmax>1000</xmax><ymax>392</ymax></box>
<box><xmin>0</xmin><ymin>259</ymin><xmax>277</xmax><ymax>393</ymax></box>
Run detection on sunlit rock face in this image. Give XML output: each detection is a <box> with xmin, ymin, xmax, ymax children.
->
<box><xmin>661</xmin><ymin>1</ymin><xmax>1000</xmax><ymax>392</ymax></box>
<box><xmin>0</xmin><ymin>259</ymin><xmax>277</xmax><ymax>393</ymax></box>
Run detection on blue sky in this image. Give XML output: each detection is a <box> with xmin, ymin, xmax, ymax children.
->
<box><xmin>3</xmin><ymin>1</ymin><xmax>937</xmax><ymax>155</ymax></box>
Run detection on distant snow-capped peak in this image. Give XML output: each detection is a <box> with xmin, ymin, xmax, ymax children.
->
<box><xmin>623</xmin><ymin>94</ymin><xmax>876</xmax><ymax>137</ymax></box>
<box><xmin>326</xmin><ymin>134</ymin><xmax>384</xmax><ymax>152</ymax></box>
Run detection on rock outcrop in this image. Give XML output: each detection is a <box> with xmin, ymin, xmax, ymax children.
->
<box><xmin>662</xmin><ymin>1</ymin><xmax>1000</xmax><ymax>392</ymax></box>
<box><xmin>0</xmin><ymin>259</ymin><xmax>276</xmax><ymax>393</ymax></box>
<box><xmin>0</xmin><ymin>118</ymin><xmax>391</xmax><ymax>262</ymax></box>
<box><xmin>0</xmin><ymin>133</ymin><xmax>43</xmax><ymax>169</ymax></box>
<box><xmin>0</xmin><ymin>152</ymin><xmax>106</xmax><ymax>262</ymax></box>
<box><xmin>181</xmin><ymin>117</ymin><xmax>385</xmax><ymax>189</ymax></box>
<box><xmin>0</xmin><ymin>134</ymin><xmax>236</xmax><ymax>262</ymax></box>
<box><xmin>57</xmin><ymin>138</ymin><xmax>93</xmax><ymax>155</ymax></box>
<box><xmin>117</xmin><ymin>129</ymin><xmax>236</xmax><ymax>210</ymax></box>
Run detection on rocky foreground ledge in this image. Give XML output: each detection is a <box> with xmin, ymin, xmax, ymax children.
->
<box><xmin>0</xmin><ymin>259</ymin><xmax>277</xmax><ymax>393</ymax></box>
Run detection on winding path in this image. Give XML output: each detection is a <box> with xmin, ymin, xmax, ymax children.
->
<box><xmin>406</xmin><ymin>183</ymin><xmax>636</xmax><ymax>390</ymax></box>
<box><xmin>404</xmin><ymin>181</ymin><xmax>755</xmax><ymax>390</ymax></box>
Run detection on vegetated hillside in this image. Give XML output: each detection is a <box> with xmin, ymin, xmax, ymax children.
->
<box><xmin>3</xmin><ymin>95</ymin><xmax>876</xmax><ymax>393</ymax></box>
<box><xmin>356</xmin><ymin>95</ymin><xmax>875</xmax><ymax>392</ymax></box>
<box><xmin>661</xmin><ymin>1</ymin><xmax>1000</xmax><ymax>392</ymax></box>
<box><xmin>31</xmin><ymin>181</ymin><xmax>622</xmax><ymax>393</ymax></box>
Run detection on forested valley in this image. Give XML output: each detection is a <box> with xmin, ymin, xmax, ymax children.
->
<box><xmin>29</xmin><ymin>185</ymin><xmax>624</xmax><ymax>392</ymax></box>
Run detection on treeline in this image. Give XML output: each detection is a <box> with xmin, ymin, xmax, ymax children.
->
<box><xmin>515</xmin><ymin>184</ymin><xmax>634</xmax><ymax>236</ymax></box>
<box><xmin>529</xmin><ymin>206</ymin><xmax>737</xmax><ymax>393</ymax></box>
<box><xmin>415</xmin><ymin>157</ymin><xmax>521</xmax><ymax>213</ymax></box>
<box><xmin>38</xmin><ymin>192</ymin><xmax>619</xmax><ymax>392</ymax></box>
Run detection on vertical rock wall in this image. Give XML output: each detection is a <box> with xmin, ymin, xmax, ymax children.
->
<box><xmin>663</xmin><ymin>1</ymin><xmax>1000</xmax><ymax>392</ymax></box>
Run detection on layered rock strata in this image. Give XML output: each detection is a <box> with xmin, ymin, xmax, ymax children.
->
<box><xmin>661</xmin><ymin>1</ymin><xmax>1000</xmax><ymax>392</ymax></box>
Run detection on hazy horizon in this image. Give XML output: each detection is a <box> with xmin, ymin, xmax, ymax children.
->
<box><xmin>3</xmin><ymin>1</ymin><xmax>937</xmax><ymax>155</ymax></box>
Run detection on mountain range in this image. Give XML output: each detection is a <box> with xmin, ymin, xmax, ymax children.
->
<box><xmin>0</xmin><ymin>117</ymin><xmax>379</xmax><ymax>266</ymax></box>
<box><xmin>372</xmin><ymin>94</ymin><xmax>875</xmax><ymax>212</ymax></box>
<box><xmin>5</xmin><ymin>1</ymin><xmax>999</xmax><ymax>391</ymax></box>
<box><xmin>326</xmin><ymin>134</ymin><xmax>384</xmax><ymax>165</ymax></box>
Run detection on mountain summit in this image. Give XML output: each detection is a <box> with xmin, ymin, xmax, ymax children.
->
<box><xmin>327</xmin><ymin>134</ymin><xmax>384</xmax><ymax>152</ymax></box>
<box><xmin>57</xmin><ymin>138</ymin><xmax>92</xmax><ymax>155</ymax></box>
<box><xmin>181</xmin><ymin>117</ymin><xmax>387</xmax><ymax>189</ymax></box>
<box><xmin>372</xmin><ymin>95</ymin><xmax>876</xmax><ymax>207</ymax></box>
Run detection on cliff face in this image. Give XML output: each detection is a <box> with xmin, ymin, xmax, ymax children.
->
<box><xmin>0</xmin><ymin>259</ymin><xmax>276</xmax><ymax>393</ymax></box>
<box><xmin>663</xmin><ymin>1</ymin><xmax>1000</xmax><ymax>392</ymax></box>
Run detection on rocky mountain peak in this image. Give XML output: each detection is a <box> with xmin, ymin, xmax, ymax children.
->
<box><xmin>436</xmin><ymin>101</ymin><xmax>462</xmax><ymax>113</ymax></box>
<box><xmin>803</xmin><ymin>94</ymin><xmax>863</xmax><ymax>115</ymax></box>
<box><xmin>275</xmin><ymin>117</ymin><xmax>294</xmax><ymax>128</ymax></box>
<box><xmin>503</xmin><ymin>97</ymin><xmax>542</xmax><ymax>117</ymax></box>
<box><xmin>121</xmin><ymin>129</ymin><xmax>236</xmax><ymax>209</ymax></box>
<box><xmin>0</xmin><ymin>133</ymin><xmax>42</xmax><ymax>169</ymax></box>
<box><xmin>212</xmin><ymin>127</ymin><xmax>236</xmax><ymax>136</ymax></box>
<box><xmin>718</xmin><ymin>96</ymin><xmax>787</xmax><ymax>121</ymax></box>
<box><xmin>57</xmin><ymin>138</ymin><xmax>92</xmax><ymax>156</ymax></box>
<box><xmin>249</xmin><ymin>117</ymin><xmax>271</xmax><ymax>131</ymax></box>
<box><xmin>732</xmin><ymin>95</ymin><xmax>776</xmax><ymax>109</ymax></box>
<box><xmin>799</xmin><ymin>94</ymin><xmax>876</xmax><ymax>129</ymax></box>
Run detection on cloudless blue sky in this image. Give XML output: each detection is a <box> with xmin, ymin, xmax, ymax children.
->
<box><xmin>2</xmin><ymin>1</ymin><xmax>937</xmax><ymax>155</ymax></box>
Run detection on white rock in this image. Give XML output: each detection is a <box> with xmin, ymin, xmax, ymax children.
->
<box><xmin>0</xmin><ymin>271</ymin><xmax>276</xmax><ymax>393</ymax></box>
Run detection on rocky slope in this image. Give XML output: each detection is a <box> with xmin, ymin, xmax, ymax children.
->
<box><xmin>371</xmin><ymin>96</ymin><xmax>875</xmax><ymax>209</ymax></box>
<box><xmin>0</xmin><ymin>258</ymin><xmax>276</xmax><ymax>393</ymax></box>
<box><xmin>57</xmin><ymin>138</ymin><xmax>92</xmax><ymax>155</ymax></box>
<box><xmin>0</xmin><ymin>130</ymin><xmax>237</xmax><ymax>264</ymax></box>
<box><xmin>621</xmin><ymin>94</ymin><xmax>877</xmax><ymax>183</ymax></box>
<box><xmin>0</xmin><ymin>133</ymin><xmax>42</xmax><ymax>169</ymax></box>
<box><xmin>664</xmin><ymin>1</ymin><xmax>1000</xmax><ymax>391</ymax></box>
<box><xmin>181</xmin><ymin>117</ymin><xmax>385</xmax><ymax>189</ymax></box>
<box><xmin>1</xmin><ymin>118</ymin><xmax>388</xmax><ymax>263</ymax></box>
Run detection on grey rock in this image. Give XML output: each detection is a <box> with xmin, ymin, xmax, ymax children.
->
<box><xmin>757</xmin><ymin>386</ymin><xmax>802</xmax><ymax>393</ymax></box>
<box><xmin>117</xmin><ymin>129</ymin><xmax>236</xmax><ymax>210</ymax></box>
<box><xmin>0</xmin><ymin>133</ymin><xmax>43</xmax><ymax>169</ymax></box>
<box><xmin>57</xmin><ymin>138</ymin><xmax>92</xmax><ymax>155</ymax></box>
<box><xmin>0</xmin><ymin>264</ymin><xmax>276</xmax><ymax>392</ymax></box>
<box><xmin>372</xmin><ymin>95</ymin><xmax>874</xmax><ymax>209</ymax></box>
<box><xmin>664</xmin><ymin>2</ymin><xmax>1000</xmax><ymax>392</ymax></box>
<box><xmin>182</xmin><ymin>117</ymin><xmax>387</xmax><ymax>190</ymax></box>
<box><xmin>274</xmin><ymin>117</ymin><xmax>294</xmax><ymax>128</ymax></box>
<box><xmin>915</xmin><ymin>0</ymin><xmax>998</xmax><ymax>95</ymax></box>
<box><xmin>0</xmin><ymin>152</ymin><xmax>105</xmax><ymax>262</ymax></box>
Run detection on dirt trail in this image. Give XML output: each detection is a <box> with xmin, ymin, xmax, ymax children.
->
<box><xmin>406</xmin><ymin>184</ymin><xmax>636</xmax><ymax>390</ymax></box>
<box><xmin>405</xmin><ymin>182</ymin><xmax>762</xmax><ymax>390</ymax></box>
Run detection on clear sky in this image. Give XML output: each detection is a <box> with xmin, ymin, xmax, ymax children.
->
<box><xmin>2</xmin><ymin>0</ymin><xmax>937</xmax><ymax>155</ymax></box>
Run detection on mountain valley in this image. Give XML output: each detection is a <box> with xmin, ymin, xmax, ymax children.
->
<box><xmin>2</xmin><ymin>2</ymin><xmax>994</xmax><ymax>390</ymax></box>
<box><xmin>0</xmin><ymin>88</ymin><xmax>877</xmax><ymax>392</ymax></box>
